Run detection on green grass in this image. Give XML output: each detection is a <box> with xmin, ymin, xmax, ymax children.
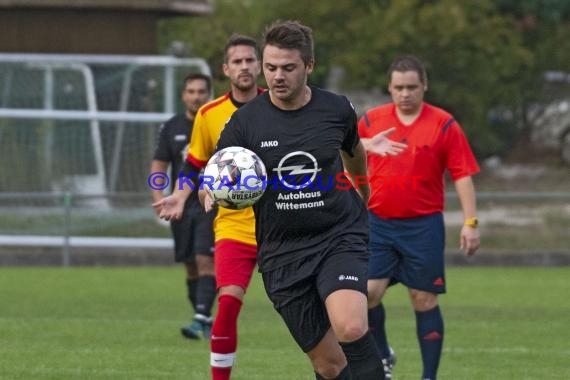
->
<box><xmin>0</xmin><ymin>267</ymin><xmax>569</xmax><ymax>379</ymax></box>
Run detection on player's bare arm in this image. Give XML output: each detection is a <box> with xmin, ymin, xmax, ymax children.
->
<box><xmin>340</xmin><ymin>141</ymin><xmax>370</xmax><ymax>204</ymax></box>
<box><xmin>152</xmin><ymin>180</ymin><xmax>193</xmax><ymax>221</ymax></box>
<box><xmin>150</xmin><ymin>159</ymin><xmax>169</xmax><ymax>216</ymax></box>
<box><xmin>360</xmin><ymin>127</ymin><xmax>407</xmax><ymax>157</ymax></box>
<box><xmin>454</xmin><ymin>176</ymin><xmax>480</xmax><ymax>256</ymax></box>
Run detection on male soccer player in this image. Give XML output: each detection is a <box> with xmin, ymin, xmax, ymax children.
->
<box><xmin>207</xmin><ymin>20</ymin><xmax>392</xmax><ymax>380</ymax></box>
<box><xmin>154</xmin><ymin>34</ymin><xmax>263</xmax><ymax>380</ymax></box>
<box><xmin>359</xmin><ymin>55</ymin><xmax>481</xmax><ymax>380</ymax></box>
<box><xmin>150</xmin><ymin>73</ymin><xmax>215</xmax><ymax>340</ymax></box>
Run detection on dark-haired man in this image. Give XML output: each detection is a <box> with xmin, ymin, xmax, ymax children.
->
<box><xmin>151</xmin><ymin>73</ymin><xmax>215</xmax><ymax>340</ymax></box>
<box><xmin>360</xmin><ymin>55</ymin><xmax>480</xmax><ymax>380</ymax></box>
<box><xmin>210</xmin><ymin>21</ymin><xmax>398</xmax><ymax>380</ymax></box>
<box><xmin>154</xmin><ymin>34</ymin><xmax>264</xmax><ymax>380</ymax></box>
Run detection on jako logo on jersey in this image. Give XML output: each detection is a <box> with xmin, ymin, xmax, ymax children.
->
<box><xmin>261</xmin><ymin>140</ymin><xmax>279</xmax><ymax>148</ymax></box>
<box><xmin>338</xmin><ymin>275</ymin><xmax>359</xmax><ymax>282</ymax></box>
<box><xmin>272</xmin><ymin>151</ymin><xmax>322</xmax><ymax>190</ymax></box>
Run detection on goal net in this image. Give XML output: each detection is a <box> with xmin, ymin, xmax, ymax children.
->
<box><xmin>0</xmin><ymin>54</ymin><xmax>210</xmax><ymax>242</ymax></box>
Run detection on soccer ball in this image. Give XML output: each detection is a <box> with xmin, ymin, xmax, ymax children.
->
<box><xmin>202</xmin><ymin>146</ymin><xmax>267</xmax><ymax>209</ymax></box>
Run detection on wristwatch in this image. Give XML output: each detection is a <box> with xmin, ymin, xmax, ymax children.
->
<box><xmin>464</xmin><ymin>217</ymin><xmax>479</xmax><ymax>228</ymax></box>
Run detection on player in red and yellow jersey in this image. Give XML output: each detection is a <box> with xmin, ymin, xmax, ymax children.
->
<box><xmin>154</xmin><ymin>34</ymin><xmax>263</xmax><ymax>380</ymax></box>
<box><xmin>358</xmin><ymin>55</ymin><xmax>480</xmax><ymax>380</ymax></box>
<box><xmin>187</xmin><ymin>89</ymin><xmax>263</xmax><ymax>247</ymax></box>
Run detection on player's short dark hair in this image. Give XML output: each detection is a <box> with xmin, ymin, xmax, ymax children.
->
<box><xmin>182</xmin><ymin>72</ymin><xmax>212</xmax><ymax>93</ymax></box>
<box><xmin>388</xmin><ymin>55</ymin><xmax>428</xmax><ymax>84</ymax></box>
<box><xmin>262</xmin><ymin>20</ymin><xmax>314</xmax><ymax>66</ymax></box>
<box><xmin>223</xmin><ymin>34</ymin><xmax>260</xmax><ymax>64</ymax></box>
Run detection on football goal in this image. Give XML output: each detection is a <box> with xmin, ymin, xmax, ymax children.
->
<box><xmin>0</xmin><ymin>53</ymin><xmax>211</xmax><ymax>258</ymax></box>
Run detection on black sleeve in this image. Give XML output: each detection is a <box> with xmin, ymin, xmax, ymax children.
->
<box><xmin>152</xmin><ymin>123</ymin><xmax>172</xmax><ymax>161</ymax></box>
<box><xmin>216</xmin><ymin>113</ymin><xmax>245</xmax><ymax>152</ymax></box>
<box><xmin>340</xmin><ymin>98</ymin><xmax>360</xmax><ymax>157</ymax></box>
<box><xmin>180</xmin><ymin>159</ymin><xmax>201</xmax><ymax>179</ymax></box>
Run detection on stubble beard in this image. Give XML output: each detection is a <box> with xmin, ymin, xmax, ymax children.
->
<box><xmin>234</xmin><ymin>81</ymin><xmax>255</xmax><ymax>92</ymax></box>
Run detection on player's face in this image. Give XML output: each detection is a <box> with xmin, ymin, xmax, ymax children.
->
<box><xmin>388</xmin><ymin>71</ymin><xmax>427</xmax><ymax>115</ymax></box>
<box><xmin>263</xmin><ymin>45</ymin><xmax>314</xmax><ymax>108</ymax></box>
<box><xmin>181</xmin><ymin>79</ymin><xmax>210</xmax><ymax>117</ymax></box>
<box><xmin>223</xmin><ymin>45</ymin><xmax>261</xmax><ymax>92</ymax></box>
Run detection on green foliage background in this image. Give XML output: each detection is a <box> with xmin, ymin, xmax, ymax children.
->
<box><xmin>159</xmin><ymin>0</ymin><xmax>570</xmax><ymax>159</ymax></box>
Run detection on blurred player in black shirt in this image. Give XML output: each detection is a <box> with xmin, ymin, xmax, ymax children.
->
<box><xmin>151</xmin><ymin>73</ymin><xmax>216</xmax><ymax>340</ymax></box>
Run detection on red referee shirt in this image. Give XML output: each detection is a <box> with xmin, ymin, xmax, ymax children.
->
<box><xmin>358</xmin><ymin>103</ymin><xmax>480</xmax><ymax>219</ymax></box>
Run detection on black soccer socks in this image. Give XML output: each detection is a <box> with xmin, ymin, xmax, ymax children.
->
<box><xmin>340</xmin><ymin>331</ymin><xmax>385</xmax><ymax>379</ymax></box>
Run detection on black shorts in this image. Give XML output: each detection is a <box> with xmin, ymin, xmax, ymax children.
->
<box><xmin>261</xmin><ymin>235</ymin><xmax>369</xmax><ymax>352</ymax></box>
<box><xmin>170</xmin><ymin>207</ymin><xmax>215</xmax><ymax>262</ymax></box>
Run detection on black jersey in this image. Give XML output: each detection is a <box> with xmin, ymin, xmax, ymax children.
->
<box><xmin>217</xmin><ymin>86</ymin><xmax>369</xmax><ymax>270</ymax></box>
<box><xmin>153</xmin><ymin>113</ymin><xmax>200</xmax><ymax>210</ymax></box>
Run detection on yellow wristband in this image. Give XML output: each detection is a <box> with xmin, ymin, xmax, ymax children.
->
<box><xmin>464</xmin><ymin>217</ymin><xmax>479</xmax><ymax>228</ymax></box>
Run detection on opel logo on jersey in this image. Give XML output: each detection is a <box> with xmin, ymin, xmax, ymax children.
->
<box><xmin>272</xmin><ymin>151</ymin><xmax>322</xmax><ymax>190</ymax></box>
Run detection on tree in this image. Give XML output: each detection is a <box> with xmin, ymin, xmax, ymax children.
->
<box><xmin>330</xmin><ymin>0</ymin><xmax>532</xmax><ymax>157</ymax></box>
<box><xmin>159</xmin><ymin>0</ymin><xmax>569</xmax><ymax>159</ymax></box>
<box><xmin>158</xmin><ymin>0</ymin><xmax>274</xmax><ymax>94</ymax></box>
<box><xmin>495</xmin><ymin>0</ymin><xmax>570</xmax><ymax>158</ymax></box>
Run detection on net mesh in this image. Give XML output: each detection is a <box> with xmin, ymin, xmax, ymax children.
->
<box><xmin>0</xmin><ymin>56</ymin><xmax>209</xmax><ymax>238</ymax></box>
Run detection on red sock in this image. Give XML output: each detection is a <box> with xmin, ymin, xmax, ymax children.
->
<box><xmin>210</xmin><ymin>294</ymin><xmax>242</xmax><ymax>380</ymax></box>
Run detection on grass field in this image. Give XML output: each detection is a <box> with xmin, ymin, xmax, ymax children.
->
<box><xmin>1</xmin><ymin>267</ymin><xmax>569</xmax><ymax>380</ymax></box>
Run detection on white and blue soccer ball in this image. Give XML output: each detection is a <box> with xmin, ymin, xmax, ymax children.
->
<box><xmin>203</xmin><ymin>146</ymin><xmax>267</xmax><ymax>209</ymax></box>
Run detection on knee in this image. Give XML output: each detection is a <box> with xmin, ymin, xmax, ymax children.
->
<box><xmin>195</xmin><ymin>254</ymin><xmax>215</xmax><ymax>275</ymax></box>
<box><xmin>310</xmin><ymin>355</ymin><xmax>347</xmax><ymax>379</ymax></box>
<box><xmin>218</xmin><ymin>285</ymin><xmax>245</xmax><ymax>301</ymax></box>
<box><xmin>184</xmin><ymin>262</ymin><xmax>198</xmax><ymax>278</ymax></box>
<box><xmin>410</xmin><ymin>290</ymin><xmax>438</xmax><ymax>311</ymax></box>
<box><xmin>367</xmin><ymin>279</ymin><xmax>388</xmax><ymax>308</ymax></box>
<box><xmin>335</xmin><ymin>320</ymin><xmax>368</xmax><ymax>342</ymax></box>
<box><xmin>367</xmin><ymin>288</ymin><xmax>385</xmax><ymax>309</ymax></box>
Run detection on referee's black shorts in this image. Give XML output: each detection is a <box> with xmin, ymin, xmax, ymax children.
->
<box><xmin>261</xmin><ymin>235</ymin><xmax>369</xmax><ymax>352</ymax></box>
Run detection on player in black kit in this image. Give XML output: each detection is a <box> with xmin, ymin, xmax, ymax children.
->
<box><xmin>209</xmin><ymin>21</ymin><xmax>388</xmax><ymax>380</ymax></box>
<box><xmin>151</xmin><ymin>73</ymin><xmax>216</xmax><ymax>340</ymax></box>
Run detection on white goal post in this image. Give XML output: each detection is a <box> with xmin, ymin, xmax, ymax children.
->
<box><xmin>0</xmin><ymin>53</ymin><xmax>211</xmax><ymax>261</ymax></box>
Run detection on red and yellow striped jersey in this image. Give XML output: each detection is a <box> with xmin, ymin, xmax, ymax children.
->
<box><xmin>186</xmin><ymin>91</ymin><xmax>262</xmax><ymax>245</ymax></box>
